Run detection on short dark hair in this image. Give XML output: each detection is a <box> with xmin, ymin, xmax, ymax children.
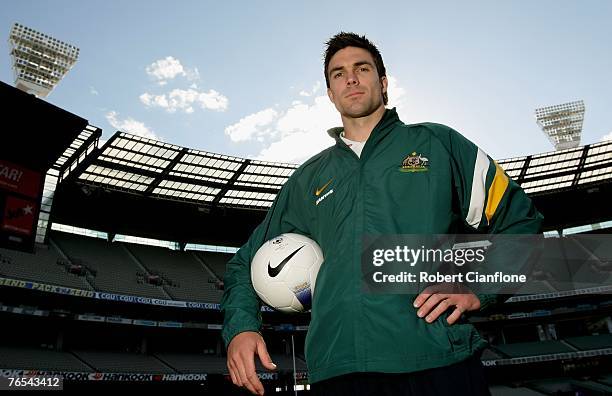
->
<box><xmin>324</xmin><ymin>32</ymin><xmax>388</xmax><ymax>105</ymax></box>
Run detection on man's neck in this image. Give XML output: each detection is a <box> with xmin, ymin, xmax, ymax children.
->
<box><xmin>341</xmin><ymin>106</ymin><xmax>386</xmax><ymax>142</ymax></box>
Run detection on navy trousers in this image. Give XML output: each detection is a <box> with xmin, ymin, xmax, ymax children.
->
<box><xmin>310</xmin><ymin>355</ymin><xmax>491</xmax><ymax>396</ymax></box>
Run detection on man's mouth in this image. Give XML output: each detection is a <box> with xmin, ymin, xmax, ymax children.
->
<box><xmin>346</xmin><ymin>91</ymin><xmax>364</xmax><ymax>98</ymax></box>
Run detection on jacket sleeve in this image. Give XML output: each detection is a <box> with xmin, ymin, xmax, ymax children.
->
<box><xmin>220</xmin><ymin>175</ymin><xmax>312</xmax><ymax>348</ymax></box>
<box><xmin>446</xmin><ymin>126</ymin><xmax>544</xmax><ymax>311</ymax></box>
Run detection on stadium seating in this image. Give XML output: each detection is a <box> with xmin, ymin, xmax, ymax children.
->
<box><xmin>524</xmin><ymin>378</ymin><xmax>574</xmax><ymax>394</ymax></box>
<box><xmin>525</xmin><ymin>377</ymin><xmax>612</xmax><ymax>396</ymax></box>
<box><xmin>125</xmin><ymin>243</ymin><xmax>222</xmax><ymax>302</ymax></box>
<box><xmin>569</xmin><ymin>379</ymin><xmax>612</xmax><ymax>395</ymax></box>
<box><xmin>564</xmin><ymin>333</ymin><xmax>612</xmax><ymax>351</ymax></box>
<box><xmin>480</xmin><ymin>348</ymin><xmax>503</xmax><ymax>360</ymax></box>
<box><xmin>493</xmin><ymin>340</ymin><xmax>576</xmax><ymax>358</ymax></box>
<box><xmin>561</xmin><ymin>239</ymin><xmax>612</xmax><ymax>288</ymax></box>
<box><xmin>0</xmin><ymin>245</ymin><xmax>93</xmax><ymax>290</ymax></box>
<box><xmin>0</xmin><ymin>347</ymin><xmax>308</xmax><ymax>377</ymax></box>
<box><xmin>0</xmin><ymin>346</ymin><xmax>93</xmax><ymax>372</ymax></box>
<box><xmin>51</xmin><ymin>232</ymin><xmax>168</xmax><ymax>300</ymax></box>
<box><xmin>597</xmin><ymin>374</ymin><xmax>612</xmax><ymax>386</ymax></box>
<box><xmin>195</xmin><ymin>251</ymin><xmax>231</xmax><ymax>280</ymax></box>
<box><xmin>154</xmin><ymin>353</ymin><xmax>228</xmax><ymax>374</ymax></box>
<box><xmin>4</xmin><ymin>231</ymin><xmax>607</xmax><ymax>392</ymax></box>
<box><xmin>72</xmin><ymin>350</ymin><xmax>175</xmax><ymax>373</ymax></box>
<box><xmin>491</xmin><ymin>334</ymin><xmax>612</xmax><ymax>361</ymax></box>
<box><xmin>0</xmin><ymin>231</ymin><xmax>234</xmax><ymax>303</ymax></box>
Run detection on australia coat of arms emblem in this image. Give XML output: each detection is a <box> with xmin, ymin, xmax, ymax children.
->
<box><xmin>399</xmin><ymin>152</ymin><xmax>429</xmax><ymax>172</ymax></box>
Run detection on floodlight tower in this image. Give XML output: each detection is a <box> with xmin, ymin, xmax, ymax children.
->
<box><xmin>535</xmin><ymin>100</ymin><xmax>585</xmax><ymax>151</ymax></box>
<box><xmin>8</xmin><ymin>23</ymin><xmax>79</xmax><ymax>98</ymax></box>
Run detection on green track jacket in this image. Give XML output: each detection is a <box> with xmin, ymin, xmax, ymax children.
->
<box><xmin>221</xmin><ymin>108</ymin><xmax>543</xmax><ymax>383</ymax></box>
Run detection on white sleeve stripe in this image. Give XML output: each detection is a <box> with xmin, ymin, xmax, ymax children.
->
<box><xmin>466</xmin><ymin>148</ymin><xmax>490</xmax><ymax>228</ymax></box>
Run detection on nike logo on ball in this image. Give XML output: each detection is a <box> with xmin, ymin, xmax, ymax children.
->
<box><xmin>268</xmin><ymin>245</ymin><xmax>305</xmax><ymax>277</ymax></box>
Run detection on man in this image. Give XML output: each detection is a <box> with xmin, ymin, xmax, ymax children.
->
<box><xmin>221</xmin><ymin>32</ymin><xmax>542</xmax><ymax>395</ymax></box>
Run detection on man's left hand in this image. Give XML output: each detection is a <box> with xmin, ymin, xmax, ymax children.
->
<box><xmin>413</xmin><ymin>284</ymin><xmax>481</xmax><ymax>325</ymax></box>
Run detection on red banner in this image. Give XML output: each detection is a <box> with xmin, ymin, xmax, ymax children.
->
<box><xmin>1</xmin><ymin>195</ymin><xmax>38</xmax><ymax>236</ymax></box>
<box><xmin>0</xmin><ymin>159</ymin><xmax>42</xmax><ymax>198</ymax></box>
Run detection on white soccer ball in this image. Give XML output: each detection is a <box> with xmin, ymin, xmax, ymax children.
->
<box><xmin>251</xmin><ymin>233</ymin><xmax>323</xmax><ymax>313</ymax></box>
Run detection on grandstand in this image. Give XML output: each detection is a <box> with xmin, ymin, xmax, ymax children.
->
<box><xmin>0</xmin><ymin>229</ymin><xmax>230</xmax><ymax>302</ymax></box>
<box><xmin>1</xmin><ymin>81</ymin><xmax>612</xmax><ymax>394</ymax></box>
<box><xmin>0</xmin><ymin>242</ymin><xmax>93</xmax><ymax>290</ymax></box>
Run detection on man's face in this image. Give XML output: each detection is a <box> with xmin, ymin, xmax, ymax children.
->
<box><xmin>327</xmin><ymin>46</ymin><xmax>388</xmax><ymax>119</ymax></box>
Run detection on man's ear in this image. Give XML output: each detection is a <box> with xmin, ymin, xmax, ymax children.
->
<box><xmin>327</xmin><ymin>87</ymin><xmax>335</xmax><ymax>103</ymax></box>
<box><xmin>381</xmin><ymin>76</ymin><xmax>388</xmax><ymax>95</ymax></box>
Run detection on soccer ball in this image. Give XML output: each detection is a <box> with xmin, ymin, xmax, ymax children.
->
<box><xmin>251</xmin><ymin>233</ymin><xmax>323</xmax><ymax>313</ymax></box>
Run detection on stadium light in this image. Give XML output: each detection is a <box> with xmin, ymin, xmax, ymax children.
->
<box><xmin>535</xmin><ymin>100</ymin><xmax>585</xmax><ymax>151</ymax></box>
<box><xmin>8</xmin><ymin>23</ymin><xmax>79</xmax><ymax>98</ymax></box>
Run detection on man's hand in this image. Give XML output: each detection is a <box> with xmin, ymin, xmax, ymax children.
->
<box><xmin>227</xmin><ymin>331</ymin><xmax>276</xmax><ymax>395</ymax></box>
<box><xmin>413</xmin><ymin>284</ymin><xmax>481</xmax><ymax>325</ymax></box>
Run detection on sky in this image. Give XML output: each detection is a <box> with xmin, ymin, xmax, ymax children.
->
<box><xmin>2</xmin><ymin>0</ymin><xmax>611</xmax><ymax>164</ymax></box>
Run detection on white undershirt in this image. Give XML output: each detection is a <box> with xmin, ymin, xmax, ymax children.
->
<box><xmin>340</xmin><ymin>132</ymin><xmax>367</xmax><ymax>158</ymax></box>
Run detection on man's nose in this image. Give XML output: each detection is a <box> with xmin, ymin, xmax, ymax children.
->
<box><xmin>346</xmin><ymin>71</ymin><xmax>359</xmax><ymax>86</ymax></box>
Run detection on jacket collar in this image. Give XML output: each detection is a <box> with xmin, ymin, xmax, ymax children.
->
<box><xmin>327</xmin><ymin>107</ymin><xmax>401</xmax><ymax>148</ymax></box>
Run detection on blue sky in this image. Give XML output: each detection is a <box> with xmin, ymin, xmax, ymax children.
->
<box><xmin>2</xmin><ymin>0</ymin><xmax>611</xmax><ymax>163</ymax></box>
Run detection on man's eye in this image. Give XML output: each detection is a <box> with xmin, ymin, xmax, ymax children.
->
<box><xmin>333</xmin><ymin>72</ymin><xmax>343</xmax><ymax>78</ymax></box>
<box><xmin>359</xmin><ymin>67</ymin><xmax>369</xmax><ymax>72</ymax></box>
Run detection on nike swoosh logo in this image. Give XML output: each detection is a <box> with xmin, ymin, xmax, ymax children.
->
<box><xmin>315</xmin><ymin>179</ymin><xmax>333</xmax><ymax>196</ymax></box>
<box><xmin>268</xmin><ymin>245</ymin><xmax>305</xmax><ymax>277</ymax></box>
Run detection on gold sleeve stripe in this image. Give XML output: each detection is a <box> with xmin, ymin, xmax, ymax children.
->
<box><xmin>485</xmin><ymin>162</ymin><xmax>509</xmax><ymax>224</ymax></box>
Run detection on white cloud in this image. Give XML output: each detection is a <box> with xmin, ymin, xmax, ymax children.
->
<box><xmin>602</xmin><ymin>131</ymin><xmax>612</xmax><ymax>141</ymax></box>
<box><xmin>299</xmin><ymin>81</ymin><xmax>322</xmax><ymax>97</ymax></box>
<box><xmin>140</xmin><ymin>93</ymin><xmax>168</xmax><ymax>108</ymax></box>
<box><xmin>198</xmin><ymin>89</ymin><xmax>228</xmax><ymax>111</ymax></box>
<box><xmin>146</xmin><ymin>56</ymin><xmax>186</xmax><ymax>84</ymax></box>
<box><xmin>225</xmin><ymin>108</ymin><xmax>279</xmax><ymax>142</ymax></box>
<box><xmin>89</xmin><ymin>86</ymin><xmax>99</xmax><ymax>96</ymax></box>
<box><xmin>386</xmin><ymin>75</ymin><xmax>408</xmax><ymax>113</ymax></box>
<box><xmin>145</xmin><ymin>56</ymin><xmax>202</xmax><ymax>87</ymax></box>
<box><xmin>185</xmin><ymin>67</ymin><xmax>200</xmax><ymax>82</ymax></box>
<box><xmin>105</xmin><ymin>111</ymin><xmax>159</xmax><ymax>140</ymax></box>
<box><xmin>256</xmin><ymin>96</ymin><xmax>339</xmax><ymax>163</ymax></box>
<box><xmin>140</xmin><ymin>88</ymin><xmax>228</xmax><ymax>113</ymax></box>
<box><xmin>225</xmin><ymin>76</ymin><xmax>407</xmax><ymax>164</ymax></box>
<box><xmin>225</xmin><ymin>93</ymin><xmax>340</xmax><ymax>163</ymax></box>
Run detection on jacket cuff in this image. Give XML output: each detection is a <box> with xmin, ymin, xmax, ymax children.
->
<box><xmin>222</xmin><ymin>309</ymin><xmax>262</xmax><ymax>349</ymax></box>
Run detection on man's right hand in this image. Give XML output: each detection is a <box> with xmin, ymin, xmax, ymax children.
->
<box><xmin>227</xmin><ymin>331</ymin><xmax>277</xmax><ymax>395</ymax></box>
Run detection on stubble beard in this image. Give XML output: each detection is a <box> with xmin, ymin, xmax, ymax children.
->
<box><xmin>340</xmin><ymin>95</ymin><xmax>384</xmax><ymax>119</ymax></box>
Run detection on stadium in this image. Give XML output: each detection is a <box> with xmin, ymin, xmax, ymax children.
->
<box><xmin>2</xmin><ymin>16</ymin><xmax>612</xmax><ymax>394</ymax></box>
<box><xmin>1</xmin><ymin>78</ymin><xmax>612</xmax><ymax>394</ymax></box>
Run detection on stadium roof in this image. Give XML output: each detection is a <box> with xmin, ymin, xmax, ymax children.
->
<box><xmin>498</xmin><ymin>139</ymin><xmax>612</xmax><ymax>195</ymax></box>
<box><xmin>63</xmin><ymin>132</ymin><xmax>297</xmax><ymax>210</ymax></box>
<box><xmin>49</xmin><ymin>129</ymin><xmax>612</xmax><ymax>244</ymax></box>
<box><xmin>60</xmin><ymin>130</ymin><xmax>612</xmax><ymax>209</ymax></box>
